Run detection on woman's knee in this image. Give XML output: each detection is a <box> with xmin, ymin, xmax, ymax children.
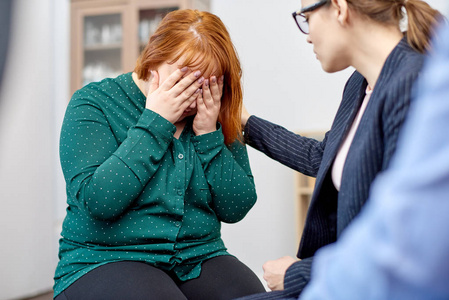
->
<box><xmin>179</xmin><ymin>256</ymin><xmax>266</xmax><ymax>300</ymax></box>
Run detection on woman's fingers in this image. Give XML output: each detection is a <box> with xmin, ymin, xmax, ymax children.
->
<box><xmin>160</xmin><ymin>67</ymin><xmax>204</xmax><ymax>99</ymax></box>
<box><xmin>202</xmin><ymin>79</ymin><xmax>213</xmax><ymax>108</ymax></box>
<box><xmin>147</xmin><ymin>70</ymin><xmax>159</xmax><ymax>96</ymax></box>
<box><xmin>158</xmin><ymin>67</ymin><xmax>190</xmax><ymax>91</ymax></box>
<box><xmin>241</xmin><ymin>103</ymin><xmax>251</xmax><ymax>127</ymax></box>
<box><xmin>189</xmin><ymin>88</ymin><xmax>202</xmax><ymax>107</ymax></box>
<box><xmin>196</xmin><ymin>88</ymin><xmax>204</xmax><ymax>106</ymax></box>
<box><xmin>179</xmin><ymin>75</ymin><xmax>204</xmax><ymax>101</ymax></box>
<box><xmin>209</xmin><ymin>75</ymin><xmax>224</xmax><ymax>104</ymax></box>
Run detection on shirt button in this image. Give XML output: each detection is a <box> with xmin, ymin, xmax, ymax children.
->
<box><xmin>175</xmin><ymin>222</ymin><xmax>181</xmax><ymax>227</ymax></box>
<box><xmin>177</xmin><ymin>189</ymin><xmax>183</xmax><ymax>196</ymax></box>
<box><xmin>178</xmin><ymin>153</ymin><xmax>184</xmax><ymax>159</ymax></box>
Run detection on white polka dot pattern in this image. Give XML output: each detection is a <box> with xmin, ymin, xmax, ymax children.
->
<box><xmin>54</xmin><ymin>73</ymin><xmax>257</xmax><ymax>297</ymax></box>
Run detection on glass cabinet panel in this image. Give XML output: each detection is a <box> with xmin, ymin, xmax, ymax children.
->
<box><xmin>71</xmin><ymin>1</ymin><xmax>210</xmax><ymax>95</ymax></box>
<box><xmin>83</xmin><ymin>14</ymin><xmax>123</xmax><ymax>86</ymax></box>
<box><xmin>138</xmin><ymin>7</ymin><xmax>178</xmax><ymax>52</ymax></box>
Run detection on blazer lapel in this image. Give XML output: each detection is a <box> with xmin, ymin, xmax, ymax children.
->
<box><xmin>316</xmin><ymin>72</ymin><xmax>367</xmax><ymax>188</ymax></box>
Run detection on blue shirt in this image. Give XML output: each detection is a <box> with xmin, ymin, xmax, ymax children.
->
<box><xmin>299</xmin><ymin>22</ymin><xmax>449</xmax><ymax>300</ymax></box>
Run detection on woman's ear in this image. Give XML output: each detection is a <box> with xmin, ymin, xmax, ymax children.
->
<box><xmin>331</xmin><ymin>0</ymin><xmax>349</xmax><ymax>26</ymax></box>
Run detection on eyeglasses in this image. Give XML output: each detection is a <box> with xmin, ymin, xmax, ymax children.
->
<box><xmin>292</xmin><ymin>0</ymin><xmax>329</xmax><ymax>34</ymax></box>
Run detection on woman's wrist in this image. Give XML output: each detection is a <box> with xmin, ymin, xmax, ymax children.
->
<box><xmin>194</xmin><ymin>124</ymin><xmax>219</xmax><ymax>136</ymax></box>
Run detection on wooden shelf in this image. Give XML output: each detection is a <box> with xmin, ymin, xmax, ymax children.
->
<box><xmin>297</xmin><ymin>186</ymin><xmax>314</xmax><ymax>196</ymax></box>
<box><xmin>293</xmin><ymin>131</ymin><xmax>325</xmax><ymax>243</ymax></box>
<box><xmin>83</xmin><ymin>43</ymin><xmax>122</xmax><ymax>51</ymax></box>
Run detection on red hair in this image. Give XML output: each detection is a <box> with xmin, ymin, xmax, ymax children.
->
<box><xmin>135</xmin><ymin>9</ymin><xmax>243</xmax><ymax>145</ymax></box>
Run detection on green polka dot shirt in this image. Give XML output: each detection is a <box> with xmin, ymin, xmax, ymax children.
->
<box><xmin>53</xmin><ymin>73</ymin><xmax>257</xmax><ymax>297</ymax></box>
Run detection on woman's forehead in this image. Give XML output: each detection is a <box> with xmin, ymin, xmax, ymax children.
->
<box><xmin>301</xmin><ymin>0</ymin><xmax>315</xmax><ymax>9</ymax></box>
<box><xmin>172</xmin><ymin>55</ymin><xmax>220</xmax><ymax>77</ymax></box>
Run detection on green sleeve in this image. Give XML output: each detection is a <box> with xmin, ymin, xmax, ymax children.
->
<box><xmin>60</xmin><ymin>97</ymin><xmax>175</xmax><ymax>221</ymax></box>
<box><xmin>192</xmin><ymin>126</ymin><xmax>257</xmax><ymax>223</ymax></box>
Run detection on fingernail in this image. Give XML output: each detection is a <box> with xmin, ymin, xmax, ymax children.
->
<box><xmin>220</xmin><ymin>75</ymin><xmax>224</xmax><ymax>81</ymax></box>
<box><xmin>181</xmin><ymin>67</ymin><xmax>188</xmax><ymax>72</ymax></box>
<box><xmin>198</xmin><ymin>77</ymin><xmax>204</xmax><ymax>84</ymax></box>
<box><xmin>211</xmin><ymin>76</ymin><xmax>217</xmax><ymax>84</ymax></box>
<box><xmin>195</xmin><ymin>88</ymin><xmax>201</xmax><ymax>94</ymax></box>
<box><xmin>204</xmin><ymin>79</ymin><xmax>209</xmax><ymax>87</ymax></box>
<box><xmin>194</xmin><ymin>71</ymin><xmax>202</xmax><ymax>77</ymax></box>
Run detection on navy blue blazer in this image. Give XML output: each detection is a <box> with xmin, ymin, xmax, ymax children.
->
<box><xmin>241</xmin><ymin>39</ymin><xmax>425</xmax><ymax>299</ymax></box>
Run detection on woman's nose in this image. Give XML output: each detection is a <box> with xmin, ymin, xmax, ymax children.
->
<box><xmin>306</xmin><ymin>36</ymin><xmax>312</xmax><ymax>44</ymax></box>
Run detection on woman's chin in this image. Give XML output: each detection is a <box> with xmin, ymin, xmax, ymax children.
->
<box><xmin>176</xmin><ymin>112</ymin><xmax>196</xmax><ymax>123</ymax></box>
<box><xmin>319</xmin><ymin>59</ymin><xmax>350</xmax><ymax>74</ymax></box>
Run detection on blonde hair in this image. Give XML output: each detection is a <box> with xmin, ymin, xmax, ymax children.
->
<box><xmin>135</xmin><ymin>9</ymin><xmax>243</xmax><ymax>145</ymax></box>
<box><xmin>346</xmin><ymin>0</ymin><xmax>442</xmax><ymax>53</ymax></box>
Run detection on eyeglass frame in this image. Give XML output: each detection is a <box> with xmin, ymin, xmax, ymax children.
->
<box><xmin>292</xmin><ymin>0</ymin><xmax>330</xmax><ymax>34</ymax></box>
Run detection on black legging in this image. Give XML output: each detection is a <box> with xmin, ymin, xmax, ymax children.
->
<box><xmin>55</xmin><ymin>256</ymin><xmax>265</xmax><ymax>300</ymax></box>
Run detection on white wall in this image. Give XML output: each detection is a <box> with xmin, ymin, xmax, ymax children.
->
<box><xmin>0</xmin><ymin>0</ymin><xmax>69</xmax><ymax>299</ymax></box>
<box><xmin>0</xmin><ymin>1</ymin><xmax>448</xmax><ymax>299</ymax></box>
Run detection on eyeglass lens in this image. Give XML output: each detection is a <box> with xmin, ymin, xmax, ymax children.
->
<box><xmin>296</xmin><ymin>14</ymin><xmax>309</xmax><ymax>34</ymax></box>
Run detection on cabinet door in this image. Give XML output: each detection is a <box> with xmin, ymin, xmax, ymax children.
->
<box><xmin>70</xmin><ymin>1</ymin><xmax>210</xmax><ymax>95</ymax></box>
<box><xmin>71</xmin><ymin>5</ymin><xmax>131</xmax><ymax>94</ymax></box>
<box><xmin>138</xmin><ymin>7</ymin><xmax>178</xmax><ymax>53</ymax></box>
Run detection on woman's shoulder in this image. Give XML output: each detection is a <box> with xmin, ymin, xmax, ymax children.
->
<box><xmin>71</xmin><ymin>72</ymin><xmax>134</xmax><ymax>105</ymax></box>
<box><xmin>374</xmin><ymin>40</ymin><xmax>425</xmax><ymax>97</ymax></box>
<box><xmin>385</xmin><ymin>38</ymin><xmax>425</xmax><ymax>77</ymax></box>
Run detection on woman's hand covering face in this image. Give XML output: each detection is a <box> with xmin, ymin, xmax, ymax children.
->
<box><xmin>193</xmin><ymin>75</ymin><xmax>224</xmax><ymax>136</ymax></box>
<box><xmin>145</xmin><ymin>67</ymin><xmax>204</xmax><ymax>124</ymax></box>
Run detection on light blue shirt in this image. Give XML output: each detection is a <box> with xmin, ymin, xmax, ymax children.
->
<box><xmin>299</xmin><ymin>22</ymin><xmax>449</xmax><ymax>300</ymax></box>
